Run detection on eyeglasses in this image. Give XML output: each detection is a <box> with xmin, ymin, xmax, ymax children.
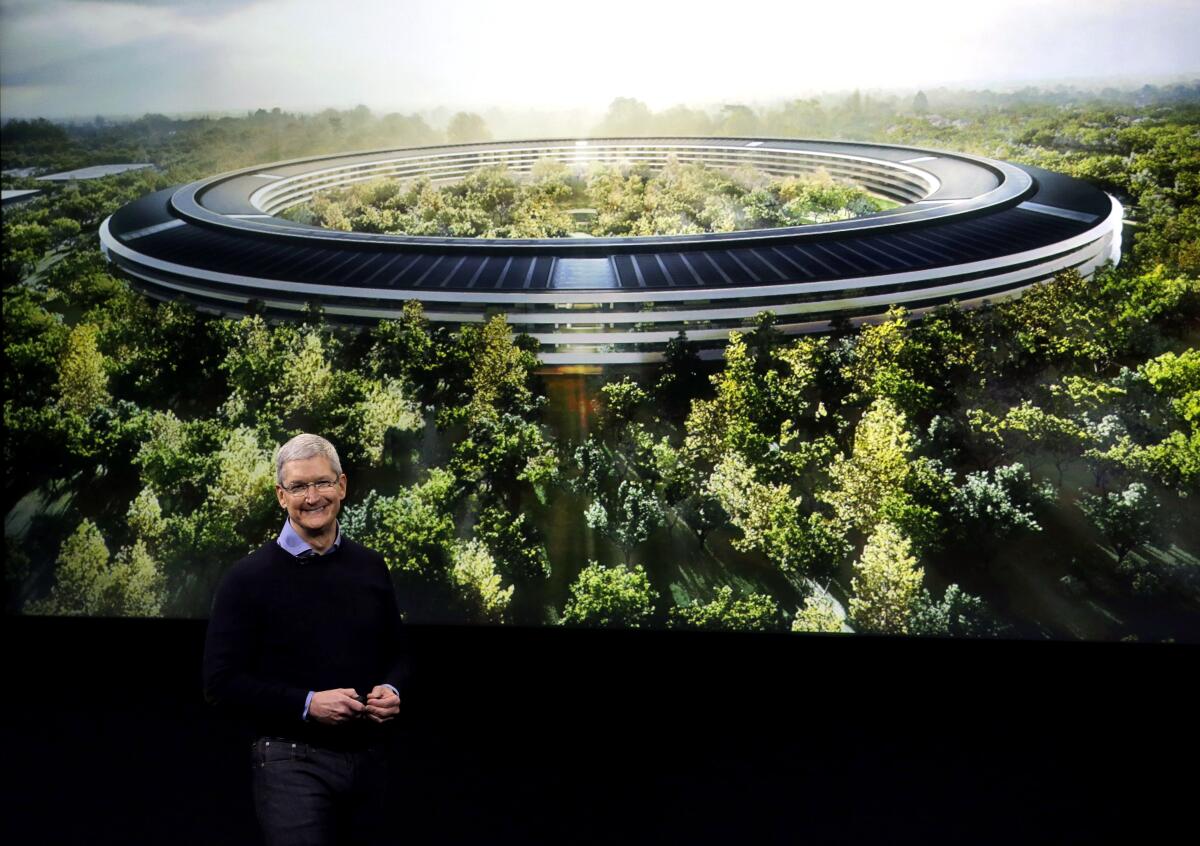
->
<box><xmin>280</xmin><ymin>479</ymin><xmax>339</xmax><ymax>497</ymax></box>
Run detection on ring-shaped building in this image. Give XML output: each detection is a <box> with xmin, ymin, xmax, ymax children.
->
<box><xmin>100</xmin><ymin>138</ymin><xmax>1122</xmax><ymax>364</ymax></box>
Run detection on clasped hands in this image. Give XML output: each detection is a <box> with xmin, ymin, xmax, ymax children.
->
<box><xmin>309</xmin><ymin>685</ymin><xmax>400</xmax><ymax>726</ymax></box>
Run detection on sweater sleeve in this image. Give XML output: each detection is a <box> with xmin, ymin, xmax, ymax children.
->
<box><xmin>375</xmin><ymin>554</ymin><xmax>411</xmax><ymax>696</ymax></box>
<box><xmin>202</xmin><ymin>562</ymin><xmax>309</xmax><ymax>723</ymax></box>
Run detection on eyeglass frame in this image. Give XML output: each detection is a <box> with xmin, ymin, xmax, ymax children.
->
<box><xmin>277</xmin><ymin>478</ymin><xmax>342</xmax><ymax>498</ymax></box>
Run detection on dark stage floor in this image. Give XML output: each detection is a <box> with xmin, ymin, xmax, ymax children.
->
<box><xmin>3</xmin><ymin>617</ymin><xmax>1192</xmax><ymax>844</ymax></box>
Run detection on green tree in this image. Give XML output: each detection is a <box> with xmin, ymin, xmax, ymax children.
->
<box><xmin>31</xmin><ymin>519</ymin><xmax>110</xmax><ymax>616</ymax></box>
<box><xmin>342</xmin><ymin>471</ymin><xmax>458</xmax><ymax>582</ymax></box>
<box><xmin>596</xmin><ymin>376</ymin><xmax>649</xmax><ymax>438</ymax></box>
<box><xmin>1140</xmin><ymin>349</ymin><xmax>1200</xmax><ymax>427</ymax></box>
<box><xmin>195</xmin><ymin>425</ymin><xmax>279</xmax><ymax>552</ymax></box>
<box><xmin>706</xmin><ymin>451</ymin><xmax>846</xmax><ymax>576</ymax></box>
<box><xmin>848</xmin><ymin>522</ymin><xmax>923</xmax><ymax>635</ymax></box>
<box><xmin>717</xmin><ymin>104</ymin><xmax>761</xmax><ymax>136</ymax></box>
<box><xmin>949</xmin><ymin>463</ymin><xmax>1052</xmax><ymax>547</ymax></box>
<box><xmin>450</xmin><ymin>539</ymin><xmax>513</xmax><ymax>623</ymax></box>
<box><xmin>56</xmin><ymin>322</ymin><xmax>110</xmax><ymax>417</ymax></box>
<box><xmin>791</xmin><ymin>588</ymin><xmax>844</xmax><ymax>633</ymax></box>
<box><xmin>1079</xmin><ymin>482</ymin><xmax>1159</xmax><ymax>567</ymax></box>
<box><xmin>107</xmin><ymin>540</ymin><xmax>168</xmax><ymax>617</ymax></box>
<box><xmin>450</xmin><ymin>412</ymin><xmax>558</xmax><ymax>507</ymax></box>
<box><xmin>841</xmin><ymin>306</ymin><xmax>931</xmax><ymax>414</ymax></box>
<box><xmin>560</xmin><ymin>562</ymin><xmax>656</xmax><ymax>628</ymax></box>
<box><xmin>30</xmin><ymin>520</ymin><xmax>166</xmax><ymax>617</ymax></box>
<box><xmin>127</xmin><ymin>487</ymin><xmax>168</xmax><ymax>552</ymax></box>
<box><xmin>670</xmin><ymin>585</ymin><xmax>780</xmax><ymax>632</ymax></box>
<box><xmin>474</xmin><ymin>504</ymin><xmax>551</xmax><ymax>581</ymax></box>
<box><xmin>366</xmin><ymin>300</ymin><xmax>451</xmax><ymax>402</ymax></box>
<box><xmin>821</xmin><ymin>397</ymin><xmax>913</xmax><ymax>533</ymax></box>
<box><xmin>459</xmin><ymin>314</ymin><xmax>541</xmax><ymax>424</ymax></box>
<box><xmin>654</xmin><ymin>330</ymin><xmax>708</xmax><ymax>421</ymax></box>
<box><xmin>987</xmin><ymin>401</ymin><xmax>1092</xmax><ymax>486</ymax></box>
<box><xmin>219</xmin><ymin>316</ymin><xmax>338</xmax><ymax>435</ymax></box>
<box><xmin>908</xmin><ymin>585</ymin><xmax>995</xmax><ymax>637</ymax></box>
<box><xmin>331</xmin><ymin>376</ymin><xmax>422</xmax><ymax>466</ymax></box>
<box><xmin>584</xmin><ymin>480</ymin><xmax>665</xmax><ymax>565</ymax></box>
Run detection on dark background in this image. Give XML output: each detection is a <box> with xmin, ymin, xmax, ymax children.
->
<box><xmin>3</xmin><ymin>616</ymin><xmax>1193</xmax><ymax>843</ymax></box>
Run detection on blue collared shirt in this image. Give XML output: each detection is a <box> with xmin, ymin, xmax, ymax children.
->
<box><xmin>277</xmin><ymin>517</ymin><xmax>342</xmax><ymax>559</ymax></box>
<box><xmin>275</xmin><ymin>520</ymin><xmax>397</xmax><ymax>720</ymax></box>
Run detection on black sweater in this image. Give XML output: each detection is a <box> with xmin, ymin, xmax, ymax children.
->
<box><xmin>202</xmin><ymin>538</ymin><xmax>409</xmax><ymax>750</ymax></box>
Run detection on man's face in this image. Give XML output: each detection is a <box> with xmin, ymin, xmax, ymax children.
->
<box><xmin>275</xmin><ymin>455</ymin><xmax>347</xmax><ymax>537</ymax></box>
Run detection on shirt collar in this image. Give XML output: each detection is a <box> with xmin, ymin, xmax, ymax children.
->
<box><xmin>277</xmin><ymin>518</ymin><xmax>341</xmax><ymax>559</ymax></box>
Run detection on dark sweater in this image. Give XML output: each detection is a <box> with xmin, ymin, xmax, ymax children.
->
<box><xmin>203</xmin><ymin>538</ymin><xmax>409</xmax><ymax>750</ymax></box>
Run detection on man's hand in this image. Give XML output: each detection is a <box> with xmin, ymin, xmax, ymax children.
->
<box><xmin>308</xmin><ymin>688</ymin><xmax>365</xmax><ymax>726</ymax></box>
<box><xmin>364</xmin><ymin>685</ymin><xmax>401</xmax><ymax>724</ymax></box>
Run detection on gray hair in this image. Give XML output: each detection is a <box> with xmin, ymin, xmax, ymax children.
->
<box><xmin>275</xmin><ymin>433</ymin><xmax>343</xmax><ymax>485</ymax></box>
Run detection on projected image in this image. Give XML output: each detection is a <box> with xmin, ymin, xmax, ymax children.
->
<box><xmin>3</xmin><ymin>1</ymin><xmax>1198</xmax><ymax>641</ymax></box>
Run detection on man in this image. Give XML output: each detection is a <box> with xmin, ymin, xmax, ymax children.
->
<box><xmin>203</xmin><ymin>433</ymin><xmax>408</xmax><ymax>846</ymax></box>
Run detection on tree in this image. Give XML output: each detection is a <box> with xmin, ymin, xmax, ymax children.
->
<box><xmin>717</xmin><ymin>104</ymin><xmax>761</xmax><ymax>137</ymax></box>
<box><xmin>445</xmin><ymin>112</ymin><xmax>491</xmax><ymax>144</ymax></box>
<box><xmin>56</xmin><ymin>322</ymin><xmax>110</xmax><ymax>417</ymax></box>
<box><xmin>654</xmin><ymin>330</ymin><xmax>708</xmax><ymax>421</ymax></box>
<box><xmin>450</xmin><ymin>539</ymin><xmax>513</xmax><ymax>623</ymax></box>
<box><xmin>912</xmin><ymin>91</ymin><xmax>929</xmax><ymax>115</ymax></box>
<box><xmin>474</xmin><ymin>504</ymin><xmax>551</xmax><ymax>581</ymax></box>
<box><xmin>706</xmin><ymin>451</ymin><xmax>846</xmax><ymax>577</ymax></box>
<box><xmin>584</xmin><ymin>480</ymin><xmax>665</xmax><ymax>565</ymax></box>
<box><xmin>219</xmin><ymin>317</ymin><xmax>338</xmax><ymax>436</ymax></box>
<box><xmin>840</xmin><ymin>307</ymin><xmax>931</xmax><ymax>414</ymax></box>
<box><xmin>451</xmin><ymin>412</ymin><xmax>558</xmax><ymax>508</ymax></box>
<box><xmin>367</xmin><ymin>300</ymin><xmax>448</xmax><ymax>402</ymax></box>
<box><xmin>30</xmin><ymin>520</ymin><xmax>166</xmax><ymax>617</ymax></box>
<box><xmin>107</xmin><ymin>540</ymin><xmax>168</xmax><ymax>617</ymax></box>
<box><xmin>460</xmin><ymin>314</ymin><xmax>541</xmax><ymax>424</ymax></box>
<box><xmin>1080</xmin><ymin>482</ymin><xmax>1159</xmax><ymax>567</ymax></box>
<box><xmin>127</xmin><ymin>487</ymin><xmax>168</xmax><ymax>551</ymax></box>
<box><xmin>791</xmin><ymin>588</ymin><xmax>844</xmax><ymax>633</ymax></box>
<box><xmin>331</xmin><ymin>376</ymin><xmax>422</xmax><ymax>466</ymax></box>
<box><xmin>1002</xmin><ymin>266</ymin><xmax>1194</xmax><ymax>371</ymax></box>
<box><xmin>199</xmin><ymin>425</ymin><xmax>281</xmax><ymax>548</ymax></box>
<box><xmin>597</xmin><ymin>98</ymin><xmax>653</xmax><ymax>136</ymax></box>
<box><xmin>596</xmin><ymin>376</ymin><xmax>648</xmax><ymax>438</ymax></box>
<box><xmin>670</xmin><ymin>585</ymin><xmax>780</xmax><ymax>632</ymax></box>
<box><xmin>560</xmin><ymin>562</ymin><xmax>656</xmax><ymax>628</ymax></box>
<box><xmin>821</xmin><ymin>397</ymin><xmax>914</xmax><ymax>533</ymax></box>
<box><xmin>908</xmin><ymin>585</ymin><xmax>995</xmax><ymax>637</ymax></box>
<box><xmin>653</xmin><ymin>437</ymin><xmax>727</xmax><ymax>551</ymax></box>
<box><xmin>31</xmin><ymin>519</ymin><xmax>110</xmax><ymax>616</ymax></box>
<box><xmin>949</xmin><ymin>463</ymin><xmax>1052</xmax><ymax>547</ymax></box>
<box><xmin>683</xmin><ymin>329</ymin><xmax>832</xmax><ymax>483</ymax></box>
<box><xmin>1004</xmin><ymin>269</ymin><xmax>1109</xmax><ymax>367</ymax></box>
<box><xmin>341</xmin><ymin>471</ymin><xmax>457</xmax><ymax>582</ymax></box>
<box><xmin>988</xmin><ymin>401</ymin><xmax>1092</xmax><ymax>487</ymax></box>
<box><xmin>1140</xmin><ymin>349</ymin><xmax>1199</xmax><ymax>428</ymax></box>
<box><xmin>848</xmin><ymin>522</ymin><xmax>923</xmax><ymax>635</ymax></box>
<box><xmin>131</xmin><ymin>422</ymin><xmax>279</xmax><ymax>611</ymax></box>
<box><xmin>684</xmin><ymin>331</ymin><xmax>770</xmax><ymax>468</ymax></box>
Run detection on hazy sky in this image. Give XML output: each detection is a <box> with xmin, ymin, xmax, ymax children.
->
<box><xmin>2</xmin><ymin>0</ymin><xmax>1197</xmax><ymax>119</ymax></box>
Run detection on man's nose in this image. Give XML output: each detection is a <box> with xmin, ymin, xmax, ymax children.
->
<box><xmin>303</xmin><ymin>484</ymin><xmax>321</xmax><ymax>502</ymax></box>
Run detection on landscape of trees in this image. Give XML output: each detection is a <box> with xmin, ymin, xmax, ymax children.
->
<box><xmin>282</xmin><ymin>160</ymin><xmax>891</xmax><ymax>238</ymax></box>
<box><xmin>4</xmin><ymin>85</ymin><xmax>1198</xmax><ymax>640</ymax></box>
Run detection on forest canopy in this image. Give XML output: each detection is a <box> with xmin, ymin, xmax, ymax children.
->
<box><xmin>279</xmin><ymin>161</ymin><xmax>893</xmax><ymax>239</ymax></box>
<box><xmin>4</xmin><ymin>87</ymin><xmax>1198</xmax><ymax>640</ymax></box>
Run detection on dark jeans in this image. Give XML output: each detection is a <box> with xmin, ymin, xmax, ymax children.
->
<box><xmin>251</xmin><ymin>736</ymin><xmax>398</xmax><ymax>846</ymax></box>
